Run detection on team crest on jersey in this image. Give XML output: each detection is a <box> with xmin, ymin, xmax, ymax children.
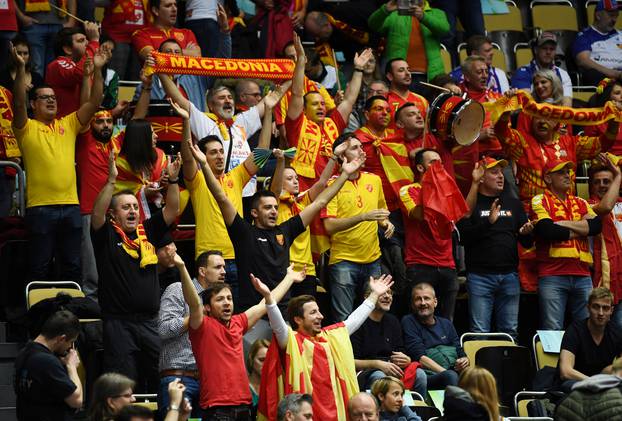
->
<box><xmin>174</xmin><ymin>32</ymin><xmax>185</xmax><ymax>42</ymax></box>
<box><xmin>366</xmin><ymin>184</ymin><xmax>373</xmax><ymax>192</ymax></box>
<box><xmin>276</xmin><ymin>234</ymin><xmax>284</xmax><ymax>246</ymax></box>
<box><xmin>58</xmin><ymin>126</ymin><xmax>65</xmax><ymax>135</ymax></box>
<box><xmin>227</xmin><ymin>179</ymin><xmax>233</xmax><ymax>188</ymax></box>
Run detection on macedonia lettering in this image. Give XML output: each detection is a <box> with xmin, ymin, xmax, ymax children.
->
<box><xmin>146</xmin><ymin>52</ymin><xmax>294</xmax><ymax>80</ymax></box>
<box><xmin>484</xmin><ymin>91</ymin><xmax>622</xmax><ymax>126</ymax></box>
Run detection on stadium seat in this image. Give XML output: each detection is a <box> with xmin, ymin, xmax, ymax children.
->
<box><xmin>94</xmin><ymin>6</ymin><xmax>104</xmax><ymax>23</ymax></box>
<box><xmin>514</xmin><ymin>391</ymin><xmax>549</xmax><ymax>417</ymax></box>
<box><xmin>457</xmin><ymin>43</ymin><xmax>507</xmax><ymax>72</ymax></box>
<box><xmin>586</xmin><ymin>0</ymin><xmax>622</xmax><ymax>29</ymax></box>
<box><xmin>460</xmin><ymin>332</ymin><xmax>516</xmax><ymax>364</ymax></box>
<box><xmin>572</xmin><ymin>86</ymin><xmax>596</xmax><ymax>103</ymax></box>
<box><xmin>484</xmin><ymin>0</ymin><xmax>524</xmax><ymax>32</ymax></box>
<box><xmin>530</xmin><ymin>0</ymin><xmax>578</xmax><ymax>32</ymax></box>
<box><xmin>489</xmin><ymin>31</ymin><xmax>529</xmax><ymax>72</ymax></box>
<box><xmin>514</xmin><ymin>43</ymin><xmax>533</xmax><ymax>69</ymax></box>
<box><xmin>25</xmin><ymin>281</ymin><xmax>84</xmax><ymax>310</ymax></box>
<box><xmin>411</xmin><ymin>402</ymin><xmax>441</xmax><ymax>421</ymax></box>
<box><xmin>532</xmin><ymin>333</ymin><xmax>562</xmax><ymax>369</ymax></box>
<box><xmin>440</xmin><ymin>44</ymin><xmax>452</xmax><ymax>73</ymax></box>
<box><xmin>407</xmin><ymin>390</ymin><xmax>425</xmax><ymax>402</ymax></box>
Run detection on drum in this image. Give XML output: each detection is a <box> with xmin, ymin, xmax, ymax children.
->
<box><xmin>428</xmin><ymin>93</ymin><xmax>485</xmax><ymax>146</ymax></box>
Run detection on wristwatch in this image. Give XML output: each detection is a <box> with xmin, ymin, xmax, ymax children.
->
<box><xmin>168</xmin><ymin>404</ymin><xmax>180</xmax><ymax>411</ymax></box>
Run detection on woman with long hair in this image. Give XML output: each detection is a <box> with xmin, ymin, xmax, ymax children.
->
<box><xmin>88</xmin><ymin>373</ymin><xmax>136</xmax><ymax>421</ymax></box>
<box><xmin>586</xmin><ymin>77</ymin><xmax>622</xmax><ymax>155</ymax></box>
<box><xmin>115</xmin><ymin>119</ymin><xmax>168</xmax><ymax>220</ymax></box>
<box><xmin>1</xmin><ymin>34</ymin><xmax>44</xmax><ymax>92</ymax></box>
<box><xmin>458</xmin><ymin>367</ymin><xmax>507</xmax><ymax>421</ymax></box>
<box><xmin>531</xmin><ymin>69</ymin><xmax>565</xmax><ymax>105</ymax></box>
<box><xmin>370</xmin><ymin>376</ymin><xmax>422</xmax><ymax>421</ymax></box>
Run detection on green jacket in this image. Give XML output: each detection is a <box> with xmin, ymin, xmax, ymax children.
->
<box><xmin>368</xmin><ymin>4</ymin><xmax>449</xmax><ymax>80</ymax></box>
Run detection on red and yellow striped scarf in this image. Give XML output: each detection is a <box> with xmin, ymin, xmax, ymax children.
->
<box><xmin>110</xmin><ymin>219</ymin><xmax>158</xmax><ymax>268</ymax></box>
<box><xmin>0</xmin><ymin>87</ymin><xmax>20</xmax><ymax>160</ymax></box>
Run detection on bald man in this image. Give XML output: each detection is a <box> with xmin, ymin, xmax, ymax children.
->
<box><xmin>348</xmin><ymin>392</ymin><xmax>379</xmax><ymax>421</ymax></box>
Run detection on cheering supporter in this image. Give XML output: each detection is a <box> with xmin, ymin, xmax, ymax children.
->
<box><xmin>458</xmin><ymin>158</ymin><xmax>534</xmax><ymax>339</ymax></box>
<box><xmin>385</xmin><ymin>58</ymin><xmax>429</xmax><ymax>124</ymax></box>
<box><xmin>90</xmin><ymin>144</ymin><xmax>180</xmax><ymax>392</ymax></box>
<box><xmin>0</xmin><ymin>35</ymin><xmax>43</xmax><ymax>92</ymax></box>
<box><xmin>14</xmin><ymin>310</ymin><xmax>83</xmax><ymax>421</ymax></box>
<box><xmin>17</xmin><ymin>0</ymin><xmax>78</xmax><ymax>77</ymax></box>
<box><xmin>494</xmin><ymin>90</ymin><xmax>619</xmax><ymax>204</ymax></box>
<box><xmin>101</xmin><ymin>0</ymin><xmax>150</xmax><ymax>80</ymax></box>
<box><xmin>558</xmin><ymin>287</ymin><xmax>622</xmax><ymax>392</ymax></box>
<box><xmin>177</xmin><ymin>246</ymin><xmax>304</xmax><ymax>420</ymax></box>
<box><xmin>352</xmin><ymin>282</ymin><xmax>427</xmax><ymax>397</ymax></box>
<box><xmin>348</xmin><ymin>392</ymin><xmax>380</xmax><ymax>421</ymax></box>
<box><xmin>586</xmin><ymin>78</ymin><xmax>622</xmax><ymax>155</ymax></box>
<box><xmin>512</xmin><ymin>32</ymin><xmax>573</xmax><ymax>105</ymax></box>
<box><xmin>370</xmin><ymin>377</ymin><xmax>422</xmax><ymax>421</ymax></box>
<box><xmin>573</xmin><ymin>0</ymin><xmax>622</xmax><ymax>86</ymax></box>
<box><xmin>286</xmin><ymin>33</ymin><xmax>372</xmax><ymax>191</ymax></box>
<box><xmin>322</xmin><ymin>134</ymin><xmax>393</xmax><ymax>321</ymax></box>
<box><xmin>368</xmin><ymin>0</ymin><xmax>449</xmax><ymax>83</ymax></box>
<box><xmin>45</xmin><ymin>22</ymin><xmax>100</xmax><ymax>117</ymax></box>
<box><xmin>177</xmin><ymin>90</ymin><xmax>281</xmax><ymax>302</ymax></box>
<box><xmin>530</xmin><ymin>160</ymin><xmax>604</xmax><ymax>330</ymax></box>
<box><xmin>399</xmin><ymin>149</ymin><xmax>459</xmax><ymax>320</ymax></box>
<box><xmin>443</xmin><ymin>367</ymin><xmax>504</xmax><ymax>421</ymax></box>
<box><xmin>271</xmin><ymin>143</ymin><xmax>345</xmax><ymax>297</ymax></box>
<box><xmin>189</xmin><ymin>128</ymin><xmax>364</xmax><ymax>316</ymax></box>
<box><xmin>530</xmin><ymin>69</ymin><xmax>566</xmax><ymax>106</ymax></box>
<box><xmin>402</xmin><ymin>283</ymin><xmax>469</xmax><ymax>392</ymax></box>
<box><xmin>247</xmin><ymin>339</ymin><xmax>270</xmax><ymax>411</ymax></box>
<box><xmin>131</xmin><ymin>0</ymin><xmax>200</xmax><ymax>61</ymax></box>
<box><xmin>587</xmin><ymin>159</ymin><xmax>622</xmax><ymax>327</ymax></box>
<box><xmin>276</xmin><ymin>394</ymin><xmax>314</xmax><ymax>421</ymax></box>
<box><xmin>88</xmin><ymin>373</ymin><xmax>136</xmax><ymax>421</ymax></box>
<box><xmin>157</xmin><ymin>250</ymin><xmax>227</xmax><ymax>419</ymax></box>
<box><xmin>257</xmin><ymin>273</ymin><xmax>393</xmax><ymax>420</ymax></box>
<box><xmin>450</xmin><ymin>35</ymin><xmax>509</xmax><ymax>94</ymax></box>
<box><xmin>12</xmin><ymin>44</ymin><xmax>103</xmax><ymax>283</ymax></box>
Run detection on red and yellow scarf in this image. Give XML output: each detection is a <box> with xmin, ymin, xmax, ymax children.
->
<box><xmin>110</xmin><ymin>219</ymin><xmax>158</xmax><ymax>268</ymax></box>
<box><xmin>25</xmin><ymin>0</ymin><xmax>68</xmax><ymax>15</ymax></box>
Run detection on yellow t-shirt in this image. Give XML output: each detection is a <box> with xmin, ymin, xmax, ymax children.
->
<box><xmin>323</xmin><ymin>172</ymin><xmax>386</xmax><ymax>264</ymax></box>
<box><xmin>14</xmin><ymin>112</ymin><xmax>84</xmax><ymax>207</ymax></box>
<box><xmin>186</xmin><ymin>164</ymin><xmax>250</xmax><ymax>259</ymax></box>
<box><xmin>277</xmin><ymin>192</ymin><xmax>315</xmax><ymax>276</ymax></box>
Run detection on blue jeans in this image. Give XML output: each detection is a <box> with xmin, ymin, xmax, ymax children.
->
<box><xmin>366</xmin><ymin>368</ymin><xmax>428</xmax><ymax>398</ymax></box>
<box><xmin>185</xmin><ymin>18</ymin><xmax>220</xmax><ymax>58</ymax></box>
<box><xmin>329</xmin><ymin>259</ymin><xmax>381</xmax><ymax>321</ymax></box>
<box><xmin>467</xmin><ymin>272</ymin><xmax>520</xmax><ymax>339</ymax></box>
<box><xmin>427</xmin><ymin>369</ymin><xmax>459</xmax><ymax>390</ymax></box>
<box><xmin>158</xmin><ymin>375</ymin><xmax>201</xmax><ymax>419</ymax></box>
<box><xmin>26</xmin><ymin>205</ymin><xmax>82</xmax><ymax>282</ymax></box>
<box><xmin>225</xmin><ymin>259</ymin><xmax>239</xmax><ymax>304</ymax></box>
<box><xmin>21</xmin><ymin>23</ymin><xmax>63</xmax><ymax>77</ymax></box>
<box><xmin>81</xmin><ymin>214</ymin><xmax>98</xmax><ymax>299</ymax></box>
<box><xmin>538</xmin><ymin>275</ymin><xmax>592</xmax><ymax>330</ymax></box>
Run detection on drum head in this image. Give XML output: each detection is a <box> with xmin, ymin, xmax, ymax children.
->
<box><xmin>452</xmin><ymin>100</ymin><xmax>485</xmax><ymax>146</ymax></box>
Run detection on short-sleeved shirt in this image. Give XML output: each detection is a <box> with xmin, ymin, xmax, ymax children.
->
<box><xmin>132</xmin><ymin>25</ymin><xmax>198</xmax><ymax>57</ymax></box>
<box><xmin>399</xmin><ymin>182</ymin><xmax>455</xmax><ymax>268</ymax></box>
<box><xmin>14</xmin><ymin>342</ymin><xmax>77</xmax><ymax>421</ymax></box>
<box><xmin>277</xmin><ymin>192</ymin><xmax>315</xmax><ymax>275</ymax></box>
<box><xmin>102</xmin><ymin>0</ymin><xmax>149</xmax><ymax>43</ymax></box>
<box><xmin>387</xmin><ymin>90</ymin><xmax>428</xmax><ymax>127</ymax></box>
<box><xmin>91</xmin><ymin>211</ymin><xmax>169</xmax><ymax>317</ymax></box>
<box><xmin>189</xmin><ymin>313</ymin><xmax>251</xmax><ymax>409</ymax></box>
<box><xmin>188</xmin><ymin>102</ymin><xmax>259</xmax><ymax>197</ymax></box>
<box><xmin>572</xmin><ymin>26</ymin><xmax>622</xmax><ymax>70</ymax></box>
<box><xmin>228</xmin><ymin>214</ymin><xmax>306</xmax><ymax>311</ymax></box>
<box><xmin>186</xmin><ymin>165</ymin><xmax>250</xmax><ymax>260</ymax></box>
<box><xmin>13</xmin><ymin>112</ymin><xmax>84</xmax><ymax>208</ymax></box>
<box><xmin>76</xmin><ymin>130</ymin><xmax>123</xmax><ymax>215</ymax></box>
<box><xmin>0</xmin><ymin>0</ymin><xmax>18</xmax><ymax>32</ymax></box>
<box><xmin>351</xmin><ymin>313</ymin><xmax>404</xmax><ymax>361</ymax></box>
<box><xmin>322</xmin><ymin>172</ymin><xmax>386</xmax><ymax>265</ymax></box>
<box><xmin>530</xmin><ymin>190</ymin><xmax>596</xmax><ymax>277</ymax></box>
<box><xmin>561</xmin><ymin>318</ymin><xmax>622</xmax><ymax>377</ymax></box>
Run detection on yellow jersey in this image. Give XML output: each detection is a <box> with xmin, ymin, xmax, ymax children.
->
<box><xmin>278</xmin><ymin>191</ymin><xmax>315</xmax><ymax>275</ymax></box>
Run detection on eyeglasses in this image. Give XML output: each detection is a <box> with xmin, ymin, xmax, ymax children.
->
<box><xmin>36</xmin><ymin>95</ymin><xmax>56</xmax><ymax>102</ymax></box>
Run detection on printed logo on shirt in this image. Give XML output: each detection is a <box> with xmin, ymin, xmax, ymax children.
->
<box><xmin>366</xmin><ymin>184</ymin><xmax>373</xmax><ymax>192</ymax></box>
<box><xmin>480</xmin><ymin>209</ymin><xmax>513</xmax><ymax>217</ymax></box>
<box><xmin>58</xmin><ymin>126</ymin><xmax>65</xmax><ymax>135</ymax></box>
<box><xmin>276</xmin><ymin>234</ymin><xmax>284</xmax><ymax>246</ymax></box>
<box><xmin>174</xmin><ymin>32</ymin><xmax>185</xmax><ymax>42</ymax></box>
<box><xmin>257</xmin><ymin>238</ymin><xmax>267</xmax><ymax>242</ymax></box>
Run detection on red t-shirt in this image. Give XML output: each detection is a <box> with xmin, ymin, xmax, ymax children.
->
<box><xmin>45</xmin><ymin>40</ymin><xmax>99</xmax><ymax>118</ymax></box>
<box><xmin>387</xmin><ymin>90</ymin><xmax>428</xmax><ymax>129</ymax></box>
<box><xmin>189</xmin><ymin>313</ymin><xmax>251</xmax><ymax>409</ymax></box>
<box><xmin>132</xmin><ymin>26</ymin><xmax>198</xmax><ymax>58</ymax></box>
<box><xmin>285</xmin><ymin>111</ymin><xmax>346</xmax><ymax>192</ymax></box>
<box><xmin>400</xmin><ymin>183</ymin><xmax>455</xmax><ymax>268</ymax></box>
<box><xmin>0</xmin><ymin>0</ymin><xmax>17</xmax><ymax>31</ymax></box>
<box><xmin>102</xmin><ymin>0</ymin><xmax>149</xmax><ymax>44</ymax></box>
<box><xmin>76</xmin><ymin>130</ymin><xmax>124</xmax><ymax>215</ymax></box>
<box><xmin>585</xmin><ymin>122</ymin><xmax>622</xmax><ymax>156</ymax></box>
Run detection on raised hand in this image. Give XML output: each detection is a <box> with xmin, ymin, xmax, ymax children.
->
<box><xmin>340</xmin><ymin>155</ymin><xmax>364</xmax><ymax>176</ymax></box>
<box><xmin>597</xmin><ymin>152</ymin><xmax>622</xmax><ymax>177</ymax></box>
<box><xmin>286</xmin><ymin>264</ymin><xmax>307</xmax><ymax>283</ymax></box>
<box><xmin>83</xmin><ymin>56</ymin><xmax>94</xmax><ymax>78</ymax></box>
<box><xmin>167</xmin><ymin>152</ymin><xmax>182</xmax><ymax>180</ymax></box>
<box><xmin>10</xmin><ymin>42</ymin><xmax>26</xmax><ymax>68</ymax></box>
<box><xmin>250</xmin><ymin>273</ymin><xmax>271</xmax><ymax>299</ymax></box>
<box><xmin>334</xmin><ymin>90</ymin><xmax>345</xmax><ymax>106</ymax></box>
<box><xmin>471</xmin><ymin>162</ymin><xmax>485</xmax><ymax>185</ymax></box>
<box><xmin>167</xmin><ymin>378</ymin><xmax>186</xmax><ymax>407</ymax></box>
<box><xmin>188</xmin><ymin>138</ymin><xmax>207</xmax><ymax>167</ymax></box>
<box><xmin>333</xmin><ymin>140</ymin><xmax>348</xmax><ymax>158</ymax></box>
<box><xmin>293</xmin><ymin>32</ymin><xmax>306</xmax><ymax>64</ymax></box>
<box><xmin>488</xmin><ymin>198</ymin><xmax>501</xmax><ymax>224</ymax></box>
<box><xmin>369</xmin><ymin>274</ymin><xmax>394</xmax><ymax>297</ymax></box>
<box><xmin>169</xmin><ymin>98</ymin><xmax>190</xmax><ymax>119</ymax></box>
<box><xmin>262</xmin><ymin>89</ymin><xmax>281</xmax><ymax>110</ymax></box>
<box><xmin>353</xmin><ymin>48</ymin><xmax>374</xmax><ymax>69</ymax></box>
<box><xmin>93</xmin><ymin>50</ymin><xmax>107</xmax><ymax>69</ymax></box>
<box><xmin>216</xmin><ymin>3</ymin><xmax>230</xmax><ymax>33</ymax></box>
<box><xmin>272</xmin><ymin>148</ymin><xmax>285</xmax><ymax>160</ymax></box>
<box><xmin>107</xmin><ymin>150</ymin><xmax>118</xmax><ymax>183</ymax></box>
<box><xmin>84</xmin><ymin>21</ymin><xmax>100</xmax><ymax>41</ymax></box>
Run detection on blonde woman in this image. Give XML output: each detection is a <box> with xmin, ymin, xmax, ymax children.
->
<box><xmin>458</xmin><ymin>367</ymin><xmax>508</xmax><ymax>421</ymax></box>
<box><xmin>370</xmin><ymin>376</ymin><xmax>422</xmax><ymax>421</ymax></box>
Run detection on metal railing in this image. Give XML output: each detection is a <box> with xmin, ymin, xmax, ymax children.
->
<box><xmin>0</xmin><ymin>161</ymin><xmax>25</xmax><ymax>217</ymax></box>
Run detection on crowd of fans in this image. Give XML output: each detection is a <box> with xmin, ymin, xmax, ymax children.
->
<box><xmin>3</xmin><ymin>0</ymin><xmax>622</xmax><ymax>420</ymax></box>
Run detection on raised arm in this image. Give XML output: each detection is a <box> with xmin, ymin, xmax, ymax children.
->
<box><xmin>306</xmin><ymin>141</ymin><xmax>346</xmax><ymax>200</ymax></box>
<box><xmin>10</xmin><ymin>43</ymin><xmax>28</xmax><ymax>129</ymax></box>
<box><xmin>76</xmin><ymin>49</ymin><xmax>105</xmax><ymax>126</ymax></box>
<box><xmin>592</xmin><ymin>154</ymin><xmax>622</xmax><ymax>215</ymax></box>
<box><xmin>244</xmin><ymin>90</ymin><xmax>281</xmax><ymax>175</ymax></box>
<box><xmin>344</xmin><ymin>275</ymin><xmax>393</xmax><ymax>335</ymax></box>
<box><xmin>162</xmin><ymin>153</ymin><xmax>181</xmax><ymax>225</ymax></box>
<box><xmin>79</xmin><ymin>56</ymin><xmax>93</xmax><ymax>106</ymax></box>
<box><xmin>270</xmin><ymin>149</ymin><xmax>285</xmax><ymax>197</ymax></box>
<box><xmin>155</xmin><ymin>53</ymin><xmax>191</xmax><ymax>110</ymax></box>
<box><xmin>464</xmin><ymin>163</ymin><xmax>484</xmax><ymax>217</ymax></box>
<box><xmin>133</xmin><ymin>63</ymin><xmax>154</xmax><ymax>120</ymax></box>
<box><xmin>255</xmin><ymin>79</ymin><xmax>291</xmax><ymax>119</ymax></box>
<box><xmin>91</xmin><ymin>151</ymin><xmax>117</xmax><ymax>231</ymax></box>
<box><xmin>188</xmin><ymin>138</ymin><xmax>238</xmax><ymax>226</ymax></box>
<box><xmin>171</xmin><ymin>100</ymin><xmax>197</xmax><ymax>179</ymax></box>
<box><xmin>336</xmin><ymin>48</ymin><xmax>373</xmax><ymax>123</ymax></box>
<box><xmin>245</xmin><ymin>265</ymin><xmax>306</xmax><ymax>327</ymax></box>
<box><xmin>286</xmin><ymin>32</ymin><xmax>306</xmax><ymax>121</ymax></box>
<box><xmin>173</xmin><ymin>253</ymin><xmax>203</xmax><ymax>330</ymax></box>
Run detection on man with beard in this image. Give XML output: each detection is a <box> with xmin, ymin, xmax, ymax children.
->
<box><xmin>385</xmin><ymin>58</ymin><xmax>428</xmax><ymax>127</ymax></box>
<box><xmin>286</xmin><ymin>33</ymin><xmax>373</xmax><ymax>191</ymax></box>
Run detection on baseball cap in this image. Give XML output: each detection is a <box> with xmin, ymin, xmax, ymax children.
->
<box><xmin>479</xmin><ymin>156</ymin><xmax>508</xmax><ymax>169</ymax></box>
<box><xmin>596</xmin><ymin>0</ymin><xmax>620</xmax><ymax>11</ymax></box>
<box><xmin>543</xmin><ymin>159</ymin><xmax>574</xmax><ymax>175</ymax></box>
<box><xmin>536</xmin><ymin>32</ymin><xmax>557</xmax><ymax>47</ymax></box>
